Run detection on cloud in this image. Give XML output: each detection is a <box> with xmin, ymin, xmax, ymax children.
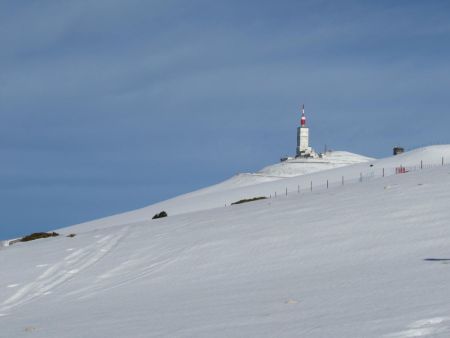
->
<box><xmin>2</xmin><ymin>0</ymin><xmax>450</xmax><ymax>238</ymax></box>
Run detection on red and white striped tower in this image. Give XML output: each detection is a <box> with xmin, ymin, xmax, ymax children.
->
<box><xmin>300</xmin><ymin>104</ymin><xmax>306</xmax><ymax>127</ymax></box>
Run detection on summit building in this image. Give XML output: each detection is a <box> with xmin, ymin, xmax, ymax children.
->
<box><xmin>296</xmin><ymin>105</ymin><xmax>315</xmax><ymax>158</ymax></box>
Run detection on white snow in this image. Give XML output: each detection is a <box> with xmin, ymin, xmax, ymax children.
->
<box><xmin>66</xmin><ymin>150</ymin><xmax>373</xmax><ymax>233</ymax></box>
<box><xmin>1</xmin><ymin>145</ymin><xmax>450</xmax><ymax>337</ymax></box>
<box><xmin>171</xmin><ymin>151</ymin><xmax>372</xmax><ymax>196</ymax></box>
<box><xmin>258</xmin><ymin>151</ymin><xmax>373</xmax><ymax>177</ymax></box>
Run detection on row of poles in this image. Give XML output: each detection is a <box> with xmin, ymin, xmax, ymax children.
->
<box><xmin>268</xmin><ymin>157</ymin><xmax>447</xmax><ymax>199</ymax></box>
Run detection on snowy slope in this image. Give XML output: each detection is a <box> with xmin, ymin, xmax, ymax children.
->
<box><xmin>1</xmin><ymin>145</ymin><xmax>450</xmax><ymax>337</ymax></box>
<box><xmin>65</xmin><ymin>146</ymin><xmax>450</xmax><ymax>233</ymax></box>
<box><xmin>65</xmin><ymin>150</ymin><xmax>372</xmax><ymax>233</ymax></box>
<box><xmin>174</xmin><ymin>151</ymin><xmax>372</xmax><ymax>197</ymax></box>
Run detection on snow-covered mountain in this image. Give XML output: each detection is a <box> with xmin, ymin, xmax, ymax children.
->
<box><xmin>64</xmin><ymin>150</ymin><xmax>373</xmax><ymax>233</ymax></box>
<box><xmin>2</xmin><ymin>145</ymin><xmax>450</xmax><ymax>337</ymax></box>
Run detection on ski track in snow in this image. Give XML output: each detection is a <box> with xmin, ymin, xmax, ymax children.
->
<box><xmin>66</xmin><ymin>246</ymin><xmax>186</xmax><ymax>300</ymax></box>
<box><xmin>384</xmin><ymin>317</ymin><xmax>450</xmax><ymax>337</ymax></box>
<box><xmin>0</xmin><ymin>227</ymin><xmax>129</xmax><ymax>315</ymax></box>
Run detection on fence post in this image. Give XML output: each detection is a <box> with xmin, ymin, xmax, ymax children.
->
<box><xmin>442</xmin><ymin>157</ymin><xmax>444</xmax><ymax>166</ymax></box>
<box><xmin>275</xmin><ymin>192</ymin><xmax>277</xmax><ymax>198</ymax></box>
<box><xmin>342</xmin><ymin>176</ymin><xmax>344</xmax><ymax>185</ymax></box>
<box><xmin>327</xmin><ymin>180</ymin><xmax>329</xmax><ymax>189</ymax></box>
<box><xmin>421</xmin><ymin>160</ymin><xmax>423</xmax><ymax>169</ymax></box>
<box><xmin>382</xmin><ymin>168</ymin><xmax>385</xmax><ymax>177</ymax></box>
<box><xmin>310</xmin><ymin>181</ymin><xmax>313</xmax><ymax>192</ymax></box>
<box><xmin>297</xmin><ymin>184</ymin><xmax>300</xmax><ymax>193</ymax></box>
<box><xmin>285</xmin><ymin>187</ymin><xmax>288</xmax><ymax>196</ymax></box>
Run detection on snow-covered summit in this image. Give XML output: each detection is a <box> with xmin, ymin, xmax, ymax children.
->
<box><xmin>258</xmin><ymin>151</ymin><xmax>373</xmax><ymax>177</ymax></box>
<box><xmin>175</xmin><ymin>150</ymin><xmax>372</xmax><ymax>196</ymax></box>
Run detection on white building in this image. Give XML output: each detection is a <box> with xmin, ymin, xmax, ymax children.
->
<box><xmin>296</xmin><ymin>105</ymin><xmax>314</xmax><ymax>158</ymax></box>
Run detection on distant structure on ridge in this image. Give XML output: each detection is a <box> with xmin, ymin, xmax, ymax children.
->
<box><xmin>296</xmin><ymin>104</ymin><xmax>314</xmax><ymax>158</ymax></box>
<box><xmin>393</xmin><ymin>146</ymin><xmax>404</xmax><ymax>156</ymax></box>
<box><xmin>280</xmin><ymin>104</ymin><xmax>321</xmax><ymax>162</ymax></box>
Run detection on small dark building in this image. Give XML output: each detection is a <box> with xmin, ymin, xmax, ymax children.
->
<box><xmin>393</xmin><ymin>146</ymin><xmax>404</xmax><ymax>156</ymax></box>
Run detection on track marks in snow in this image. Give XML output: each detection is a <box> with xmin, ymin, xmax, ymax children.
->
<box><xmin>0</xmin><ymin>227</ymin><xmax>128</xmax><ymax>314</ymax></box>
<box><xmin>409</xmin><ymin>317</ymin><xmax>450</xmax><ymax>328</ymax></box>
<box><xmin>385</xmin><ymin>317</ymin><xmax>450</xmax><ymax>337</ymax></box>
<box><xmin>35</xmin><ymin>264</ymin><xmax>49</xmax><ymax>268</ymax></box>
<box><xmin>68</xmin><ymin>248</ymin><xmax>184</xmax><ymax>300</ymax></box>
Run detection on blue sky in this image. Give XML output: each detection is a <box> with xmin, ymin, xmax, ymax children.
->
<box><xmin>1</xmin><ymin>0</ymin><xmax>450</xmax><ymax>239</ymax></box>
